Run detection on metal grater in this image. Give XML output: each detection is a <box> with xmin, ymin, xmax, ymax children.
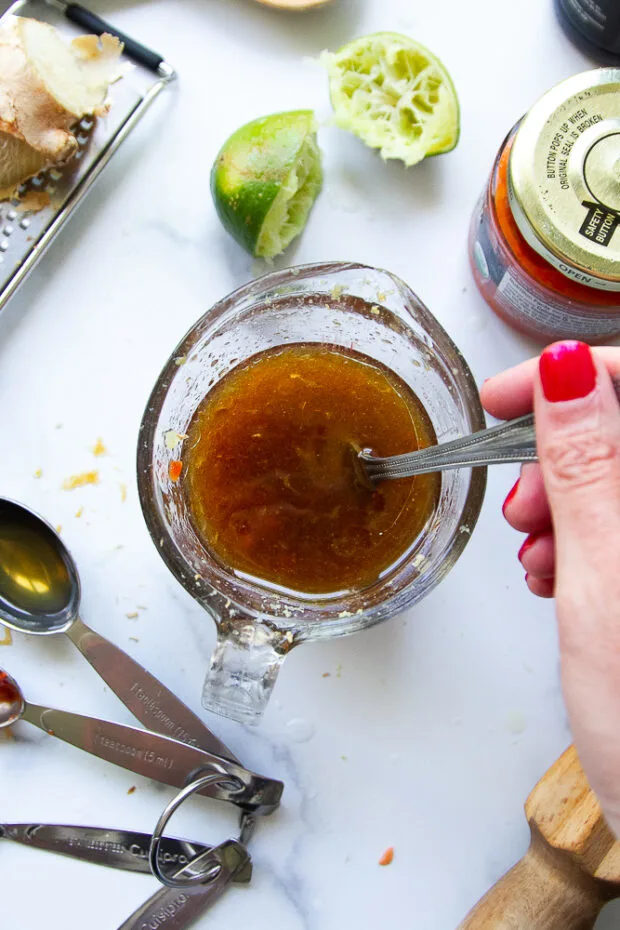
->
<box><xmin>0</xmin><ymin>0</ymin><xmax>176</xmax><ymax>314</ymax></box>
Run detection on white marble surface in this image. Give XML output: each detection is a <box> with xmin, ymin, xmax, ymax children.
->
<box><xmin>0</xmin><ymin>0</ymin><xmax>618</xmax><ymax>926</ymax></box>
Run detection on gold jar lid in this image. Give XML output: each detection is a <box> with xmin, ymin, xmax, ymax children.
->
<box><xmin>509</xmin><ymin>69</ymin><xmax>620</xmax><ymax>292</ymax></box>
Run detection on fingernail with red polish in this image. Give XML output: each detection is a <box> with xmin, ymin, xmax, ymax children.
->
<box><xmin>539</xmin><ymin>341</ymin><xmax>596</xmax><ymax>403</ymax></box>
<box><xmin>502</xmin><ymin>478</ymin><xmax>520</xmax><ymax>517</ymax></box>
<box><xmin>518</xmin><ymin>534</ymin><xmax>536</xmax><ymax>563</ymax></box>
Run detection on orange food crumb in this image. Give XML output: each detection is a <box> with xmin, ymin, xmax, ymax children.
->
<box><xmin>322</xmin><ymin>672</ymin><xmax>330</xmax><ymax>678</ymax></box>
<box><xmin>378</xmin><ymin>847</ymin><xmax>394</xmax><ymax>866</ymax></box>
<box><xmin>62</xmin><ymin>471</ymin><xmax>99</xmax><ymax>491</ymax></box>
<box><xmin>92</xmin><ymin>438</ymin><xmax>107</xmax><ymax>457</ymax></box>
<box><xmin>0</xmin><ymin>625</ymin><xmax>12</xmax><ymax>646</ymax></box>
<box><xmin>127</xmin><ymin>786</ymin><xmax>136</xmax><ymax>795</ymax></box>
<box><xmin>169</xmin><ymin>460</ymin><xmax>183</xmax><ymax>482</ymax></box>
<box><xmin>75</xmin><ymin>506</ymin><xmax>84</xmax><ymax>518</ymax></box>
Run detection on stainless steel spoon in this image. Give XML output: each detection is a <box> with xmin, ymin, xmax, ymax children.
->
<box><xmin>0</xmin><ymin>497</ymin><xmax>235</xmax><ymax>762</ymax></box>
<box><xmin>0</xmin><ymin>822</ymin><xmax>250</xmax><ymax>881</ymax></box>
<box><xmin>359</xmin><ymin>413</ymin><xmax>538</xmax><ymax>481</ymax></box>
<box><xmin>0</xmin><ymin>668</ymin><xmax>279</xmax><ymax>812</ymax></box>
<box><xmin>361</xmin><ymin>381</ymin><xmax>620</xmax><ymax>482</ymax></box>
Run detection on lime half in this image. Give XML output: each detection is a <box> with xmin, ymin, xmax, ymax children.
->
<box><xmin>211</xmin><ymin>110</ymin><xmax>323</xmax><ymax>259</ymax></box>
<box><xmin>323</xmin><ymin>32</ymin><xmax>459</xmax><ymax>167</ymax></box>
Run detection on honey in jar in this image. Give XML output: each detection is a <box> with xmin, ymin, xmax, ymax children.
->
<box><xmin>182</xmin><ymin>344</ymin><xmax>440</xmax><ymax>595</ymax></box>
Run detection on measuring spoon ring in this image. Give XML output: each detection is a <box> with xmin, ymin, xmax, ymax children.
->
<box><xmin>118</xmin><ymin>840</ymin><xmax>251</xmax><ymax>930</ymax></box>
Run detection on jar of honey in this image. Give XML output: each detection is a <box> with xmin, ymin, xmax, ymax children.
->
<box><xmin>469</xmin><ymin>69</ymin><xmax>620</xmax><ymax>343</ymax></box>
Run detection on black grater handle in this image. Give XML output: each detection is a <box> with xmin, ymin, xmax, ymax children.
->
<box><xmin>63</xmin><ymin>3</ymin><xmax>164</xmax><ymax>72</ymax></box>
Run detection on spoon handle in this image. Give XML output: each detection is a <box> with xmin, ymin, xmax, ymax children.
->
<box><xmin>0</xmin><ymin>823</ymin><xmax>237</xmax><ymax>877</ymax></box>
<box><xmin>362</xmin><ymin>380</ymin><xmax>620</xmax><ymax>481</ymax></box>
<box><xmin>361</xmin><ymin>413</ymin><xmax>537</xmax><ymax>479</ymax></box>
<box><xmin>20</xmin><ymin>702</ymin><xmax>282</xmax><ymax>813</ymax></box>
<box><xmin>117</xmin><ymin>840</ymin><xmax>251</xmax><ymax>930</ymax></box>
<box><xmin>66</xmin><ymin>616</ymin><xmax>240</xmax><ymax>764</ymax></box>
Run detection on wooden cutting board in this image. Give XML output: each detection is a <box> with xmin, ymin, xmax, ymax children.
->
<box><xmin>458</xmin><ymin>745</ymin><xmax>620</xmax><ymax>929</ymax></box>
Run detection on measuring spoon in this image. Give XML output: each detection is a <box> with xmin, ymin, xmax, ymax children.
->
<box><xmin>0</xmin><ymin>497</ymin><xmax>237</xmax><ymax>763</ymax></box>
<box><xmin>0</xmin><ymin>669</ymin><xmax>281</xmax><ymax>812</ymax></box>
<box><xmin>0</xmin><ymin>822</ymin><xmax>255</xmax><ymax>879</ymax></box>
<box><xmin>118</xmin><ymin>840</ymin><xmax>251</xmax><ymax>930</ymax></box>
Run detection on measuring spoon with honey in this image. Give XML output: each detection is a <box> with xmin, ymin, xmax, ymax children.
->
<box><xmin>0</xmin><ymin>667</ymin><xmax>279</xmax><ymax>810</ymax></box>
<box><xmin>0</xmin><ymin>497</ymin><xmax>236</xmax><ymax>761</ymax></box>
<box><xmin>0</xmin><ymin>498</ymin><xmax>283</xmax><ymax>811</ymax></box>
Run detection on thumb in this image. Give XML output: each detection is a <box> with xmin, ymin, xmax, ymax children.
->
<box><xmin>535</xmin><ymin>341</ymin><xmax>620</xmax><ymax>588</ymax></box>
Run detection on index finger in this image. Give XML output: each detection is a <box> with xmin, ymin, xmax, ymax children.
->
<box><xmin>481</xmin><ymin>347</ymin><xmax>620</xmax><ymax>421</ymax></box>
<box><xmin>480</xmin><ymin>357</ymin><xmax>538</xmax><ymax>420</ymax></box>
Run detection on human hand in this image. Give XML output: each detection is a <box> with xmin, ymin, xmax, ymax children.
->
<box><xmin>481</xmin><ymin>341</ymin><xmax>620</xmax><ymax>838</ymax></box>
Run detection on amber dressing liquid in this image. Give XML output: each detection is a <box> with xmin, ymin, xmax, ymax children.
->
<box><xmin>183</xmin><ymin>344</ymin><xmax>440</xmax><ymax>595</ymax></box>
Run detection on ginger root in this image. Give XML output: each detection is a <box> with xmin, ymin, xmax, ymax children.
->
<box><xmin>0</xmin><ymin>16</ymin><xmax>123</xmax><ymax>195</ymax></box>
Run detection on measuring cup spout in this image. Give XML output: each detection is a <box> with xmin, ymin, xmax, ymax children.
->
<box><xmin>202</xmin><ymin>610</ymin><xmax>291</xmax><ymax>725</ymax></box>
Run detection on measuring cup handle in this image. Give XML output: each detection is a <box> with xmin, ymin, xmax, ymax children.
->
<box><xmin>202</xmin><ymin>617</ymin><xmax>289</xmax><ymax>725</ymax></box>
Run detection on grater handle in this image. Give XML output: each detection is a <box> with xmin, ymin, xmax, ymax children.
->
<box><xmin>63</xmin><ymin>3</ymin><xmax>164</xmax><ymax>72</ymax></box>
<box><xmin>456</xmin><ymin>833</ymin><xmax>612</xmax><ymax>929</ymax></box>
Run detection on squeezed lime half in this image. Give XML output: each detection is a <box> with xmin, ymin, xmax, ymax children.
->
<box><xmin>211</xmin><ymin>110</ymin><xmax>323</xmax><ymax>259</ymax></box>
<box><xmin>323</xmin><ymin>32</ymin><xmax>460</xmax><ymax>167</ymax></box>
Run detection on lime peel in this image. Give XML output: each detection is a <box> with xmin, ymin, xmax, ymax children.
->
<box><xmin>322</xmin><ymin>32</ymin><xmax>460</xmax><ymax>167</ymax></box>
<box><xmin>211</xmin><ymin>110</ymin><xmax>323</xmax><ymax>259</ymax></box>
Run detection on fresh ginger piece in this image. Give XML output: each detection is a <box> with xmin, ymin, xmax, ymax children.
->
<box><xmin>0</xmin><ymin>16</ymin><xmax>123</xmax><ymax>191</ymax></box>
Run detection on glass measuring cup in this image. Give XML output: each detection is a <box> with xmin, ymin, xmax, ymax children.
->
<box><xmin>137</xmin><ymin>262</ymin><xmax>486</xmax><ymax>724</ymax></box>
